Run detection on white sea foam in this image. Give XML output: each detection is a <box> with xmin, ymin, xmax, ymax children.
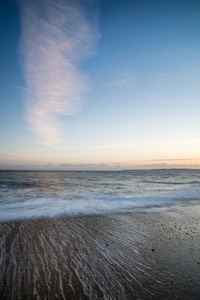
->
<box><xmin>0</xmin><ymin>190</ymin><xmax>200</xmax><ymax>222</ymax></box>
<box><xmin>0</xmin><ymin>170</ymin><xmax>200</xmax><ymax>222</ymax></box>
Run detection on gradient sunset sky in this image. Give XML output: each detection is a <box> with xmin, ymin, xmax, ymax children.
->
<box><xmin>1</xmin><ymin>0</ymin><xmax>200</xmax><ymax>170</ymax></box>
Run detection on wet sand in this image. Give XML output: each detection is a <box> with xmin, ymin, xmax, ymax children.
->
<box><xmin>0</xmin><ymin>204</ymin><xmax>200</xmax><ymax>299</ymax></box>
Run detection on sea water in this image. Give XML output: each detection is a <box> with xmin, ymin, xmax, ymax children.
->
<box><xmin>0</xmin><ymin>169</ymin><xmax>200</xmax><ymax>222</ymax></box>
<box><xmin>1</xmin><ymin>169</ymin><xmax>200</xmax><ymax>299</ymax></box>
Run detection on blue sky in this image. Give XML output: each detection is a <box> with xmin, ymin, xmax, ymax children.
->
<box><xmin>1</xmin><ymin>0</ymin><xmax>200</xmax><ymax>170</ymax></box>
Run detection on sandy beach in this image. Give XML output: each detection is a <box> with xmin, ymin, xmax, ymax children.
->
<box><xmin>0</xmin><ymin>204</ymin><xmax>200</xmax><ymax>299</ymax></box>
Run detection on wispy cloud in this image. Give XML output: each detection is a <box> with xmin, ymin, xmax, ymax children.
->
<box><xmin>51</xmin><ymin>143</ymin><xmax>139</xmax><ymax>149</ymax></box>
<box><xmin>150</xmin><ymin>158</ymin><xmax>200</xmax><ymax>162</ymax></box>
<box><xmin>127</xmin><ymin>163</ymin><xmax>200</xmax><ymax>170</ymax></box>
<box><xmin>0</xmin><ymin>150</ymin><xmax>16</xmax><ymax>156</ymax></box>
<box><xmin>19</xmin><ymin>0</ymin><xmax>99</xmax><ymax>146</ymax></box>
<box><xmin>156</xmin><ymin>72</ymin><xmax>192</xmax><ymax>80</ymax></box>
<box><xmin>106</xmin><ymin>72</ymin><xmax>137</xmax><ymax>88</ymax></box>
<box><xmin>80</xmin><ymin>143</ymin><xmax>137</xmax><ymax>149</ymax></box>
<box><xmin>58</xmin><ymin>163</ymin><xmax>108</xmax><ymax>169</ymax></box>
<box><xmin>152</xmin><ymin>71</ymin><xmax>200</xmax><ymax>88</ymax></box>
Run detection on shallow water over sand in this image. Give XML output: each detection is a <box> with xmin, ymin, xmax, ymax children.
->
<box><xmin>0</xmin><ymin>214</ymin><xmax>154</xmax><ymax>299</ymax></box>
<box><xmin>1</xmin><ymin>208</ymin><xmax>200</xmax><ymax>299</ymax></box>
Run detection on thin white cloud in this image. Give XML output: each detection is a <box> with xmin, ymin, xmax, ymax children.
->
<box><xmin>81</xmin><ymin>143</ymin><xmax>137</xmax><ymax>149</ymax></box>
<box><xmin>157</xmin><ymin>72</ymin><xmax>192</xmax><ymax>80</ymax></box>
<box><xmin>150</xmin><ymin>158</ymin><xmax>200</xmax><ymax>162</ymax></box>
<box><xmin>51</xmin><ymin>143</ymin><xmax>139</xmax><ymax>149</ymax></box>
<box><xmin>127</xmin><ymin>163</ymin><xmax>200</xmax><ymax>170</ymax></box>
<box><xmin>19</xmin><ymin>0</ymin><xmax>99</xmax><ymax>146</ymax></box>
<box><xmin>58</xmin><ymin>163</ymin><xmax>108</xmax><ymax>169</ymax></box>
<box><xmin>106</xmin><ymin>72</ymin><xmax>137</xmax><ymax>88</ymax></box>
<box><xmin>152</xmin><ymin>71</ymin><xmax>200</xmax><ymax>87</ymax></box>
<box><xmin>0</xmin><ymin>150</ymin><xmax>16</xmax><ymax>156</ymax></box>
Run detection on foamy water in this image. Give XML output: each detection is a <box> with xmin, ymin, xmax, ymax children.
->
<box><xmin>0</xmin><ymin>169</ymin><xmax>200</xmax><ymax>221</ymax></box>
<box><xmin>1</xmin><ymin>170</ymin><xmax>200</xmax><ymax>299</ymax></box>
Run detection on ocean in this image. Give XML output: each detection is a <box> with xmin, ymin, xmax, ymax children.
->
<box><xmin>0</xmin><ymin>169</ymin><xmax>200</xmax><ymax>222</ymax></box>
<box><xmin>1</xmin><ymin>169</ymin><xmax>200</xmax><ymax>299</ymax></box>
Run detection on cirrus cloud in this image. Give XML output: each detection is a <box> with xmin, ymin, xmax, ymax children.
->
<box><xmin>19</xmin><ymin>0</ymin><xmax>100</xmax><ymax>146</ymax></box>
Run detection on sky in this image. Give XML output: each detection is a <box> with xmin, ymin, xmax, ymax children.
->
<box><xmin>1</xmin><ymin>0</ymin><xmax>200</xmax><ymax>170</ymax></box>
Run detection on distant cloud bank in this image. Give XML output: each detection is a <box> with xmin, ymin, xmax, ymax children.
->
<box><xmin>19</xmin><ymin>0</ymin><xmax>99</xmax><ymax>146</ymax></box>
<box><xmin>1</xmin><ymin>161</ymin><xmax>200</xmax><ymax>171</ymax></box>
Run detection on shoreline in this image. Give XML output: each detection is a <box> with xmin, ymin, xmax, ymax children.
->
<box><xmin>0</xmin><ymin>205</ymin><xmax>200</xmax><ymax>299</ymax></box>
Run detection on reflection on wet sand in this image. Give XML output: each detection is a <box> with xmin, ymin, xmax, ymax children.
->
<box><xmin>0</xmin><ymin>206</ymin><xmax>200</xmax><ymax>299</ymax></box>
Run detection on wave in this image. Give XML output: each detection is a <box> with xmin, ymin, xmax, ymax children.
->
<box><xmin>149</xmin><ymin>181</ymin><xmax>200</xmax><ymax>185</ymax></box>
<box><xmin>0</xmin><ymin>189</ymin><xmax>200</xmax><ymax>222</ymax></box>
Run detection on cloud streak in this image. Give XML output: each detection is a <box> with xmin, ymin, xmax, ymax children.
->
<box><xmin>0</xmin><ymin>150</ymin><xmax>16</xmax><ymax>156</ymax></box>
<box><xmin>106</xmin><ymin>72</ymin><xmax>137</xmax><ymax>88</ymax></box>
<box><xmin>150</xmin><ymin>158</ymin><xmax>200</xmax><ymax>162</ymax></box>
<box><xmin>50</xmin><ymin>143</ymin><xmax>140</xmax><ymax>150</ymax></box>
<box><xmin>19</xmin><ymin>0</ymin><xmax>99</xmax><ymax>146</ymax></box>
